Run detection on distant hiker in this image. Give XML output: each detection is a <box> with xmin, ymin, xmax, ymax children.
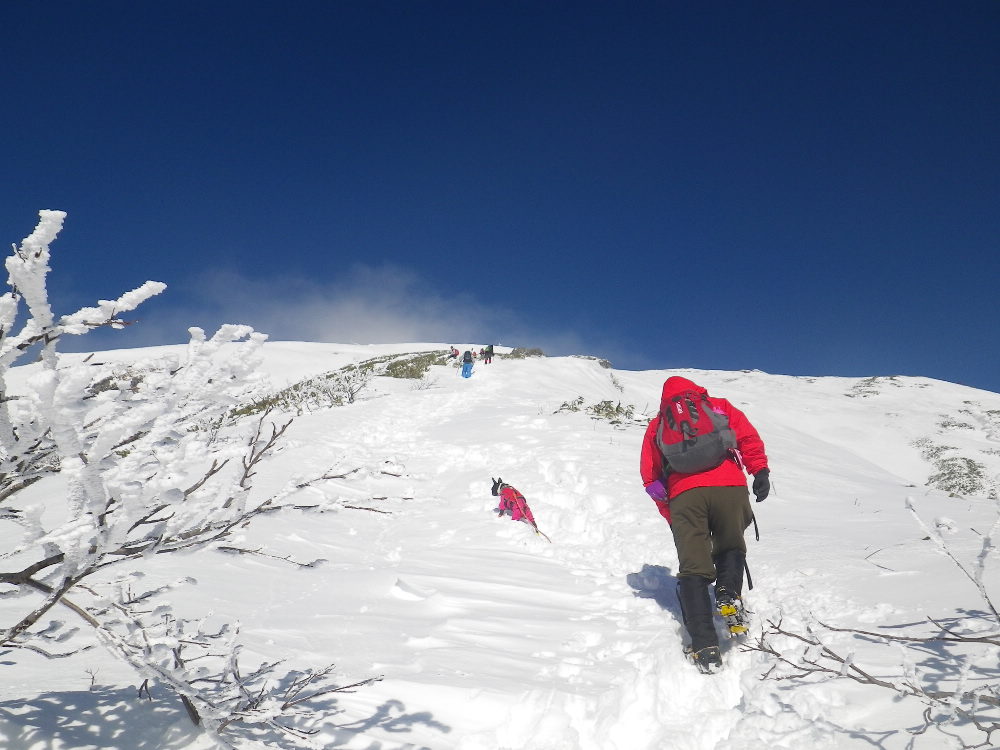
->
<box><xmin>491</xmin><ymin>478</ymin><xmax>550</xmax><ymax>541</ymax></box>
<box><xmin>479</xmin><ymin>348</ymin><xmax>485</xmax><ymax>359</ymax></box>
<box><xmin>484</xmin><ymin>344</ymin><xmax>494</xmax><ymax>364</ymax></box>
<box><xmin>461</xmin><ymin>350</ymin><xmax>474</xmax><ymax>378</ymax></box>
<box><xmin>448</xmin><ymin>346</ymin><xmax>459</xmax><ymax>359</ymax></box>
<box><xmin>639</xmin><ymin>376</ymin><xmax>770</xmax><ymax>674</ymax></box>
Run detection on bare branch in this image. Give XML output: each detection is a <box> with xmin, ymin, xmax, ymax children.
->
<box><xmin>216</xmin><ymin>546</ymin><xmax>325</xmax><ymax>569</ymax></box>
<box><xmin>816</xmin><ymin>619</ymin><xmax>1000</xmax><ymax>648</ymax></box>
<box><xmin>184</xmin><ymin>457</ymin><xmax>229</xmax><ymax>497</ymax></box>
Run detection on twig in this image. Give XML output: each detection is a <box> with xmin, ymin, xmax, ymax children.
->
<box><xmin>216</xmin><ymin>546</ymin><xmax>323</xmax><ymax>568</ymax></box>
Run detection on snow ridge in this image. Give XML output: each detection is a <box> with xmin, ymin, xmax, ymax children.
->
<box><xmin>2</xmin><ymin>344</ymin><xmax>999</xmax><ymax>749</ymax></box>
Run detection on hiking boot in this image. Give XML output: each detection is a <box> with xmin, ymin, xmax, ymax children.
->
<box><xmin>714</xmin><ymin>584</ymin><xmax>736</xmax><ymax>606</ymax></box>
<box><xmin>688</xmin><ymin>645</ymin><xmax>723</xmax><ymax>674</ymax></box>
<box><xmin>715</xmin><ymin>586</ymin><xmax>748</xmax><ymax>636</ymax></box>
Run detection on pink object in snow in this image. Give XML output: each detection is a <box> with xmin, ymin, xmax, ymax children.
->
<box><xmin>492</xmin><ymin>481</ymin><xmax>536</xmax><ymax>525</ymax></box>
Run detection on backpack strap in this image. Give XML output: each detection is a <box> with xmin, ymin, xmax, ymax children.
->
<box><xmin>653</xmin><ymin>416</ymin><xmax>673</xmax><ymax>476</ymax></box>
<box><xmin>743</xmin><ymin>512</ymin><xmax>759</xmax><ymax>593</ymax></box>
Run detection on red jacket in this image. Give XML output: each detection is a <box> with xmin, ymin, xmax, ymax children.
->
<box><xmin>640</xmin><ymin>376</ymin><xmax>768</xmax><ymax>521</ymax></box>
<box><xmin>497</xmin><ymin>484</ymin><xmax>536</xmax><ymax>525</ymax></box>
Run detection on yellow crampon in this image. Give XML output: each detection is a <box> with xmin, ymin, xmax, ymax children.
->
<box><xmin>718</xmin><ymin>599</ymin><xmax>748</xmax><ymax>636</ymax></box>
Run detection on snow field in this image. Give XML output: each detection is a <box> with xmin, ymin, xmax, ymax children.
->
<box><xmin>2</xmin><ymin>345</ymin><xmax>999</xmax><ymax>749</ymax></box>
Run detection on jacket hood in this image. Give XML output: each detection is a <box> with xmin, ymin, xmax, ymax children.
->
<box><xmin>660</xmin><ymin>376</ymin><xmax>707</xmax><ymax>407</ymax></box>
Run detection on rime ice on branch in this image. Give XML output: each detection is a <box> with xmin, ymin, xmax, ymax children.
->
<box><xmin>0</xmin><ymin>211</ymin><xmax>378</xmax><ymax>749</ymax></box>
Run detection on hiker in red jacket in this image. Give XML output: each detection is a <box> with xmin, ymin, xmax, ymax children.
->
<box><xmin>639</xmin><ymin>376</ymin><xmax>770</xmax><ymax>673</ymax></box>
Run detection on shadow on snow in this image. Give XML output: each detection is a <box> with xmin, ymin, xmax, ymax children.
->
<box><xmin>625</xmin><ymin>563</ymin><xmax>683</xmax><ymax>618</ymax></box>
<box><xmin>0</xmin><ymin>685</ymin><xmax>200</xmax><ymax>750</ymax></box>
<box><xmin>0</xmin><ymin>685</ymin><xmax>452</xmax><ymax>750</ymax></box>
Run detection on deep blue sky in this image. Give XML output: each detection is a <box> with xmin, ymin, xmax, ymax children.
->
<box><xmin>3</xmin><ymin>2</ymin><xmax>998</xmax><ymax>391</ymax></box>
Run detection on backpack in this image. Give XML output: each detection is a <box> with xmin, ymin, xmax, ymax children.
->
<box><xmin>655</xmin><ymin>390</ymin><xmax>736</xmax><ymax>474</ymax></box>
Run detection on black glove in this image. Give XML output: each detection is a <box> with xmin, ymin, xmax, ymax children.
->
<box><xmin>752</xmin><ymin>469</ymin><xmax>770</xmax><ymax>502</ymax></box>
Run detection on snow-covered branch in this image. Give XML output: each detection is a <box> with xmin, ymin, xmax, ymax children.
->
<box><xmin>0</xmin><ymin>211</ymin><xmax>381</xmax><ymax>749</ymax></box>
<box><xmin>906</xmin><ymin>495</ymin><xmax>1000</xmax><ymax>623</ymax></box>
<box><xmin>746</xmin><ymin>497</ymin><xmax>1000</xmax><ymax>748</ymax></box>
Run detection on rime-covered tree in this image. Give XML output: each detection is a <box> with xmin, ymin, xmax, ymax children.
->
<box><xmin>0</xmin><ymin>211</ymin><xmax>377</xmax><ymax>749</ymax></box>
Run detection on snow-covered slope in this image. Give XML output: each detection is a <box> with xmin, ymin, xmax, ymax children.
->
<box><xmin>2</xmin><ymin>343</ymin><xmax>998</xmax><ymax>750</ymax></box>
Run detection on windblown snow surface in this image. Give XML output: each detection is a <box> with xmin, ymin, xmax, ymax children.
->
<box><xmin>2</xmin><ymin>342</ymin><xmax>999</xmax><ymax>750</ymax></box>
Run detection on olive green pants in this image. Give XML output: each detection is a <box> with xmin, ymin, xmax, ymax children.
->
<box><xmin>669</xmin><ymin>485</ymin><xmax>754</xmax><ymax>580</ymax></box>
